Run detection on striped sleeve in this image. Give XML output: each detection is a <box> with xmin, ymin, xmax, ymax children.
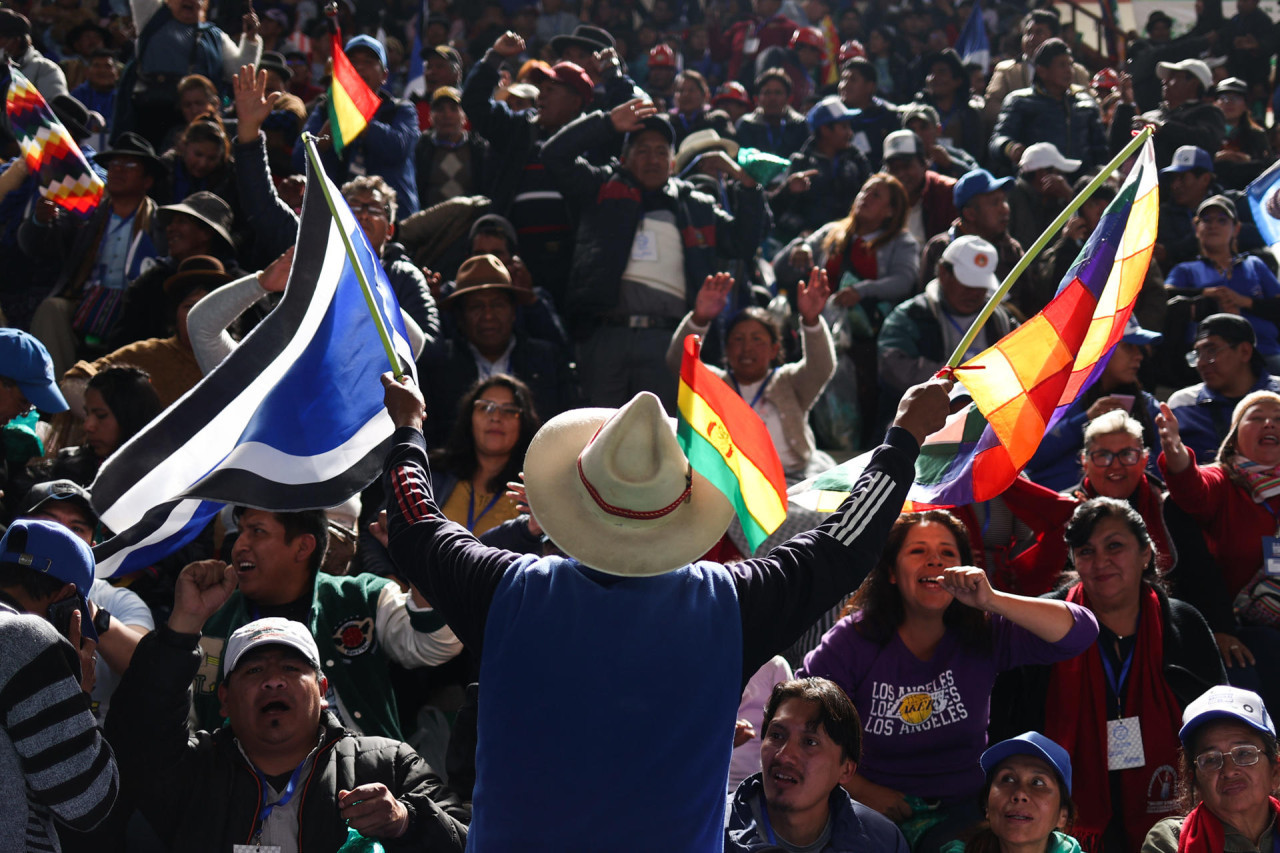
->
<box><xmin>733</xmin><ymin>426</ymin><xmax>919</xmax><ymax>683</ymax></box>
<box><xmin>0</xmin><ymin>618</ymin><xmax>118</xmax><ymax>837</ymax></box>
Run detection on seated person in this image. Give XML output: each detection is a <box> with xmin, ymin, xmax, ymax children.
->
<box><xmin>1143</xmin><ymin>685</ymin><xmax>1279</xmax><ymax>852</ymax></box>
<box><xmin>726</xmin><ymin>677</ymin><xmax>909</xmax><ymax>852</ymax></box>
<box><xmin>188</xmin><ymin>507</ymin><xmax>462</xmax><ymax>741</ymax></box>
<box><xmin>105</xmin><ymin>575</ymin><xmax>469</xmax><ymax>851</ymax></box>
<box><xmin>1166</xmin><ymin>195</ymin><xmax>1280</xmax><ymax>374</ymax></box>
<box><xmin>1167</xmin><ymin>313</ymin><xmax>1280</xmax><ymax>463</ymax></box>
<box><xmin>666</xmin><ymin>269</ymin><xmax>836</xmax><ymax>482</ymax></box>
<box><xmin>1005</xmin><ymin>143</ymin><xmax>1078</xmax><ymax>260</ymax></box>
<box><xmin>1025</xmin><ymin>317</ymin><xmax>1163</xmax><ymax>491</ymax></box>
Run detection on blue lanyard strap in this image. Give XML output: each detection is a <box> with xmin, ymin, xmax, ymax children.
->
<box><xmin>467</xmin><ymin>484</ymin><xmax>503</xmax><ymax>531</ymax></box>
<box><xmin>941</xmin><ymin>308</ymin><xmax>982</xmax><ymax>361</ymax></box>
<box><xmin>1100</xmin><ymin>636</ymin><xmax>1136</xmax><ymax>716</ymax></box>
<box><xmin>731</xmin><ymin>367</ymin><xmax>776</xmax><ymax>410</ymax></box>
<box><xmin>255</xmin><ymin>757</ymin><xmax>308</xmax><ymax>836</ymax></box>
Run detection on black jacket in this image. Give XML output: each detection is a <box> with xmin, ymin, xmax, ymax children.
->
<box><xmin>1109</xmin><ymin>99</ymin><xmax>1226</xmax><ymax>168</ymax></box>
<box><xmin>105</xmin><ymin>626</ymin><xmax>469</xmax><ymax>853</ymax></box>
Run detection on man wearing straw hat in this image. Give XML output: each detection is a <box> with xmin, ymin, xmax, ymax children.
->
<box><xmin>379</xmin><ymin>372</ymin><xmax>951</xmax><ymax>850</ymax></box>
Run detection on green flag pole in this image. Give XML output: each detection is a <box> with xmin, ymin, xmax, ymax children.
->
<box><xmin>300</xmin><ymin>131</ymin><xmax>408</xmax><ymax>377</ymax></box>
<box><xmin>945</xmin><ymin>126</ymin><xmax>1153</xmax><ymax>368</ymax></box>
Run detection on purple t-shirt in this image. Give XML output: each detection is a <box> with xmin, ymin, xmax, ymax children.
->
<box><xmin>800</xmin><ymin>604</ymin><xmax>1097</xmax><ymax>802</ymax></box>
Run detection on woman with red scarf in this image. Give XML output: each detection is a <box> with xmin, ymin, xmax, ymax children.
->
<box><xmin>1142</xmin><ymin>685</ymin><xmax>1280</xmax><ymax>852</ymax></box>
<box><xmin>988</xmin><ymin>498</ymin><xmax>1226</xmax><ymax>853</ymax></box>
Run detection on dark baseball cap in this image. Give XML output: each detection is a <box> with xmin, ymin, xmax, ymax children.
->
<box><xmin>19</xmin><ymin>480</ymin><xmax>99</xmax><ymax>526</ymax></box>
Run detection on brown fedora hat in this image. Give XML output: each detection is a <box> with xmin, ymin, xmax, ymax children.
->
<box><xmin>443</xmin><ymin>254</ymin><xmax>535</xmax><ymax>307</ymax></box>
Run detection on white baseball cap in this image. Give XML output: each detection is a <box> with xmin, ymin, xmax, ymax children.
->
<box><xmin>941</xmin><ymin>235</ymin><xmax>999</xmax><ymax>291</ymax></box>
<box><xmin>883</xmin><ymin>129</ymin><xmax>924</xmax><ymax>160</ymax></box>
<box><xmin>1156</xmin><ymin>59</ymin><xmax>1212</xmax><ymax>92</ymax></box>
<box><xmin>1178</xmin><ymin>685</ymin><xmax>1275</xmax><ymax>745</ymax></box>
<box><xmin>1019</xmin><ymin>142</ymin><xmax>1082</xmax><ymax>175</ymax></box>
<box><xmin>225</xmin><ymin>617</ymin><xmax>322</xmax><ymax>674</ymax></box>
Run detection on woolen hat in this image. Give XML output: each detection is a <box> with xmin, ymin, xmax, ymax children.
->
<box><xmin>158</xmin><ymin>192</ymin><xmax>235</xmax><ymax>254</ymax></box>
<box><xmin>0</xmin><ymin>329</ymin><xmax>68</xmax><ymax>415</ymax></box>
<box><xmin>522</xmin><ymin>392</ymin><xmax>734</xmax><ymax>576</ymax></box>
<box><xmin>980</xmin><ymin>732</ymin><xmax>1073</xmax><ymax>795</ymax></box>
<box><xmin>444</xmin><ymin>254</ymin><xmax>534</xmax><ymax>306</ymax></box>
<box><xmin>0</xmin><ymin>519</ymin><xmax>98</xmax><ymax>643</ymax></box>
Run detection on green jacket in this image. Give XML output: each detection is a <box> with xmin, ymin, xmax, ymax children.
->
<box><xmin>193</xmin><ymin>571</ymin><xmax>459</xmax><ymax>740</ymax></box>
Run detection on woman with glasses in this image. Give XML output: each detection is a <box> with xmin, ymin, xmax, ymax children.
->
<box><xmin>1025</xmin><ymin>318</ymin><xmax>1163</xmax><ymax>491</ymax></box>
<box><xmin>427</xmin><ymin>374</ymin><xmax>540</xmax><ymax>537</ymax></box>
<box><xmin>989</xmin><ymin>498</ymin><xmax>1225</xmax><ymax>853</ymax></box>
<box><xmin>1143</xmin><ymin>685</ymin><xmax>1279</xmax><ymax>852</ymax></box>
<box><xmin>800</xmin><ymin>509</ymin><xmax>1097</xmax><ymax>853</ymax></box>
<box><xmin>1156</xmin><ymin>390</ymin><xmax>1280</xmax><ymax>720</ymax></box>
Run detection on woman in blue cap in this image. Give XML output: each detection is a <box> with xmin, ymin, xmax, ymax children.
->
<box><xmin>1143</xmin><ymin>685</ymin><xmax>1280</xmax><ymax>852</ymax></box>
<box><xmin>944</xmin><ymin>731</ymin><xmax>1080</xmax><ymax>853</ymax></box>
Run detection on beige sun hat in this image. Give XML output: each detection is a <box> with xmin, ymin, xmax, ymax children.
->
<box><xmin>522</xmin><ymin>392</ymin><xmax>734</xmax><ymax>576</ymax></box>
<box><xmin>675</xmin><ymin>128</ymin><xmax>740</xmax><ymax>174</ymax></box>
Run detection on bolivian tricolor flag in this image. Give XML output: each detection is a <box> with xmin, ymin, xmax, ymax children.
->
<box><xmin>677</xmin><ymin>335</ymin><xmax>788</xmax><ymax>552</ymax></box>
<box><xmin>6</xmin><ymin>67</ymin><xmax>103</xmax><ymax>218</ymax></box>
<box><xmin>327</xmin><ymin>29</ymin><xmax>381</xmax><ymax>155</ymax></box>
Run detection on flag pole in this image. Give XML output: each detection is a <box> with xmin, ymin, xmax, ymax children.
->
<box><xmin>945</xmin><ymin>126</ymin><xmax>1153</xmax><ymax>368</ymax></box>
<box><xmin>300</xmin><ymin>131</ymin><xmax>407</xmax><ymax>377</ymax></box>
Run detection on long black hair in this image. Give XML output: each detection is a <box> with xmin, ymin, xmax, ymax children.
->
<box><xmin>430</xmin><ymin>374</ymin><xmax>540</xmax><ymax>494</ymax></box>
<box><xmin>86</xmin><ymin>366</ymin><xmax>163</xmax><ymax>451</ymax></box>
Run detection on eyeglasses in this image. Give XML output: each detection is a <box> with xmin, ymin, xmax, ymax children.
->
<box><xmin>1087</xmin><ymin>447</ymin><xmax>1144</xmax><ymax>467</ymax></box>
<box><xmin>348</xmin><ymin>202</ymin><xmax>388</xmax><ymax>219</ymax></box>
<box><xmin>1186</xmin><ymin>343</ymin><xmax>1234</xmax><ymax>367</ymax></box>
<box><xmin>1194</xmin><ymin>744</ymin><xmax>1264</xmax><ymax>772</ymax></box>
<box><xmin>474</xmin><ymin>399</ymin><xmax>522</xmax><ymax>419</ymax></box>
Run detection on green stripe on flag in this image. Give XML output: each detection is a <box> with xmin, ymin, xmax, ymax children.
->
<box><xmin>679</xmin><ymin>420</ymin><xmax>771</xmax><ymax>552</ymax></box>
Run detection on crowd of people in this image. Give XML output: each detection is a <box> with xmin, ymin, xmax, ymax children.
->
<box><xmin>3</xmin><ymin>0</ymin><xmax>1280</xmax><ymax>851</ymax></box>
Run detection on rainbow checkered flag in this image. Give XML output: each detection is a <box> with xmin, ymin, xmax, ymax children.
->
<box><xmin>6</xmin><ymin>67</ymin><xmax>103</xmax><ymax>218</ymax></box>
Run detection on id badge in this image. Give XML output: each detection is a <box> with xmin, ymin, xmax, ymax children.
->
<box><xmin>1264</xmin><ymin>536</ymin><xmax>1280</xmax><ymax>577</ymax></box>
<box><xmin>631</xmin><ymin>229</ymin><xmax>659</xmax><ymax>261</ymax></box>
<box><xmin>234</xmin><ymin>846</ymin><xmax>282</xmax><ymax>853</ymax></box>
<box><xmin>744</xmin><ymin>36</ymin><xmax>760</xmax><ymax>54</ymax></box>
<box><xmin>853</xmin><ymin>131</ymin><xmax>871</xmax><ymax>154</ymax></box>
<box><xmin>1107</xmin><ymin>716</ymin><xmax>1146</xmax><ymax>770</ymax></box>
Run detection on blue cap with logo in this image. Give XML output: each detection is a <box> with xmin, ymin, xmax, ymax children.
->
<box><xmin>0</xmin><ymin>519</ymin><xmax>98</xmax><ymax>642</ymax></box>
<box><xmin>806</xmin><ymin>95</ymin><xmax>859</xmax><ymax>133</ymax></box>
<box><xmin>1178</xmin><ymin>685</ymin><xmax>1275</xmax><ymax>745</ymax></box>
<box><xmin>1160</xmin><ymin>145</ymin><xmax>1213</xmax><ymax>175</ymax></box>
<box><xmin>954</xmin><ymin>168</ymin><xmax>1014</xmax><ymax>209</ymax></box>
<box><xmin>1120</xmin><ymin>314</ymin><xmax>1162</xmax><ymax>346</ymax></box>
<box><xmin>344</xmin><ymin>34</ymin><xmax>386</xmax><ymax>68</ymax></box>
<box><xmin>980</xmin><ymin>731</ymin><xmax>1073</xmax><ymax>794</ymax></box>
<box><xmin>0</xmin><ymin>328</ymin><xmax>68</xmax><ymax>416</ymax></box>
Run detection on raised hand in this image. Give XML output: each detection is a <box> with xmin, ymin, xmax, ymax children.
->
<box><xmin>493</xmin><ymin>31</ymin><xmax>525</xmax><ymax>58</ymax></box>
<box><xmin>939</xmin><ymin>566</ymin><xmax>996</xmax><ymax>611</ymax></box>
<box><xmin>169</xmin><ymin>560</ymin><xmax>239</xmax><ymax>634</ymax></box>
<box><xmin>797</xmin><ymin>267</ymin><xmax>830</xmax><ymax>325</ymax></box>
<box><xmin>234</xmin><ymin>64</ymin><xmax>282</xmax><ymax>143</ymax></box>
<box><xmin>258</xmin><ymin>245</ymin><xmax>295</xmax><ymax>293</ymax></box>
<box><xmin>1155</xmin><ymin>402</ymin><xmax>1189</xmax><ymax>474</ymax></box>
<box><xmin>381</xmin><ymin>372</ymin><xmax>426</xmax><ymax>431</ymax></box>
<box><xmin>610</xmin><ymin>97</ymin><xmax>657</xmax><ymax>134</ymax></box>
<box><xmin>893</xmin><ymin>374</ymin><xmax>954</xmax><ymax>446</ymax></box>
<box><xmin>691</xmin><ymin>272</ymin><xmax>733</xmax><ymax>325</ymax></box>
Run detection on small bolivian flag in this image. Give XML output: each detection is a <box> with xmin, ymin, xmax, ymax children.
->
<box><xmin>327</xmin><ymin>30</ymin><xmax>381</xmax><ymax>155</ymax></box>
<box><xmin>676</xmin><ymin>334</ymin><xmax>788</xmax><ymax>553</ymax></box>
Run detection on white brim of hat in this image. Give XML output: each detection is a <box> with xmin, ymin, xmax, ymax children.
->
<box><xmin>523</xmin><ymin>407</ymin><xmax>736</xmax><ymax>577</ymax></box>
<box><xmin>1020</xmin><ymin>151</ymin><xmax>1082</xmax><ymax>173</ymax></box>
<box><xmin>955</xmin><ymin>269</ymin><xmax>999</xmax><ymax>292</ymax></box>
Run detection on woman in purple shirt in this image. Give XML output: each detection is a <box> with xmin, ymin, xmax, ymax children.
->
<box><xmin>801</xmin><ymin>510</ymin><xmax>1098</xmax><ymax>853</ymax></box>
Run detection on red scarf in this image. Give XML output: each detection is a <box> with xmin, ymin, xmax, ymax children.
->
<box><xmin>1178</xmin><ymin>797</ymin><xmax>1280</xmax><ymax>853</ymax></box>
<box><xmin>1044</xmin><ymin>585</ymin><xmax>1183</xmax><ymax>852</ymax></box>
<box><xmin>825</xmin><ymin>235</ymin><xmax>879</xmax><ymax>286</ymax></box>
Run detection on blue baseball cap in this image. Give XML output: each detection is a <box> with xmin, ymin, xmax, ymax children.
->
<box><xmin>0</xmin><ymin>518</ymin><xmax>98</xmax><ymax>643</ymax></box>
<box><xmin>980</xmin><ymin>731</ymin><xmax>1073</xmax><ymax>794</ymax></box>
<box><xmin>344</xmin><ymin>34</ymin><xmax>386</xmax><ymax>68</ymax></box>
<box><xmin>806</xmin><ymin>95</ymin><xmax>859</xmax><ymax>133</ymax></box>
<box><xmin>954</xmin><ymin>168</ymin><xmax>1014</xmax><ymax>209</ymax></box>
<box><xmin>1160</xmin><ymin>145</ymin><xmax>1213</xmax><ymax>175</ymax></box>
<box><xmin>1179</xmin><ymin>685</ymin><xmax>1275</xmax><ymax>746</ymax></box>
<box><xmin>0</xmin><ymin>328</ymin><xmax>68</xmax><ymax>417</ymax></box>
<box><xmin>1120</xmin><ymin>314</ymin><xmax>1162</xmax><ymax>346</ymax></box>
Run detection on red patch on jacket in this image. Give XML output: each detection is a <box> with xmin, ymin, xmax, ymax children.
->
<box><xmin>682</xmin><ymin>224</ymin><xmax>715</xmax><ymax>249</ymax></box>
<box><xmin>597</xmin><ymin>181</ymin><xmax>642</xmax><ymax>204</ymax></box>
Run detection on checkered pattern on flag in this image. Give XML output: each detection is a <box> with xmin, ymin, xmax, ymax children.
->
<box><xmin>6</xmin><ymin>67</ymin><xmax>103</xmax><ymax>218</ymax></box>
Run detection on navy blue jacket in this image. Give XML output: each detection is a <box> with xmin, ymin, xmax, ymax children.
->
<box><xmin>726</xmin><ymin>774</ymin><xmax>909</xmax><ymax>852</ymax></box>
<box><xmin>540</xmin><ymin>110</ymin><xmax>769</xmax><ymax>332</ymax></box>
<box><xmin>990</xmin><ymin>84</ymin><xmax>1108</xmax><ymax>177</ymax></box>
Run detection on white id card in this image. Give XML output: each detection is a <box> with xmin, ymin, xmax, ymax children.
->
<box><xmin>1263</xmin><ymin>536</ymin><xmax>1280</xmax><ymax>577</ymax></box>
<box><xmin>852</xmin><ymin>131</ymin><xmax>872</xmax><ymax>154</ymax></box>
<box><xmin>234</xmin><ymin>846</ymin><xmax>282</xmax><ymax>853</ymax></box>
<box><xmin>744</xmin><ymin>36</ymin><xmax>760</xmax><ymax>54</ymax></box>
<box><xmin>631</xmin><ymin>230</ymin><xmax>659</xmax><ymax>261</ymax></box>
<box><xmin>1107</xmin><ymin>716</ymin><xmax>1146</xmax><ymax>770</ymax></box>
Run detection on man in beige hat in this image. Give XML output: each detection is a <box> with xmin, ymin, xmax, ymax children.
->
<box><xmin>378</xmin><ymin>372</ymin><xmax>951</xmax><ymax>850</ymax></box>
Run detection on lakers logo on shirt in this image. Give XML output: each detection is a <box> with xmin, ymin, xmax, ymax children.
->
<box><xmin>890</xmin><ymin>689</ymin><xmax>949</xmax><ymax>725</ymax></box>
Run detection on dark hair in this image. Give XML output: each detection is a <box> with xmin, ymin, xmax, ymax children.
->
<box><xmin>1061</xmin><ymin>497</ymin><xmax>1162</xmax><ymax>586</ymax></box>
<box><xmin>0</xmin><ymin>563</ymin><xmax>65</xmax><ymax>601</ymax></box>
<box><xmin>962</xmin><ymin>756</ymin><xmax>1077</xmax><ymax>852</ymax></box>
<box><xmin>842</xmin><ymin>510</ymin><xmax>990</xmax><ymax>647</ymax></box>
<box><xmin>177</xmin><ymin>74</ymin><xmax>219</xmax><ymax>104</ymax></box>
<box><xmin>841</xmin><ymin>57</ymin><xmax>877</xmax><ymax>83</ymax></box>
<box><xmin>431</xmin><ymin>374</ymin><xmax>541</xmax><ymax>494</ymax></box>
<box><xmin>754</xmin><ymin>67</ymin><xmax>793</xmax><ymax>96</ymax></box>
<box><xmin>235</xmin><ymin>508</ymin><xmax>330</xmax><ymax>574</ymax></box>
<box><xmin>761</xmin><ymin>677</ymin><xmax>863</xmax><ymax>763</ymax></box>
<box><xmin>1032</xmin><ymin>37</ymin><xmax>1071</xmax><ymax>68</ymax></box>
<box><xmin>89</xmin><ymin>47</ymin><xmax>117</xmax><ymax>61</ymax></box>
<box><xmin>1026</xmin><ymin>9</ymin><xmax>1062</xmax><ymax>36</ymax></box>
<box><xmin>86</xmin><ymin>366</ymin><xmax>163</xmax><ymax>450</ymax></box>
<box><xmin>675</xmin><ymin>69</ymin><xmax>710</xmax><ymax>98</ymax></box>
<box><xmin>180</xmin><ymin>113</ymin><xmax>231</xmax><ymax>163</ymax></box>
<box><xmin>1175</xmin><ymin>722</ymin><xmax>1280</xmax><ymax>813</ymax></box>
<box><xmin>726</xmin><ymin>306</ymin><xmax>782</xmax><ymax>349</ymax></box>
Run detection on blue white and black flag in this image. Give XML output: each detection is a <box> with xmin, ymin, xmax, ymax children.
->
<box><xmin>956</xmin><ymin>0</ymin><xmax>990</xmax><ymax>75</ymax></box>
<box><xmin>90</xmin><ymin>151</ymin><xmax>414</xmax><ymax>578</ymax></box>
<box><xmin>1247</xmin><ymin>159</ymin><xmax>1280</xmax><ymax>249</ymax></box>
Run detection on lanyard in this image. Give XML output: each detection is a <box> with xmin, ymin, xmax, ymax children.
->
<box><xmin>765</xmin><ymin>118</ymin><xmax>786</xmax><ymax>150</ymax></box>
<box><xmin>466</xmin><ymin>484</ymin><xmax>502</xmax><ymax>531</ymax></box>
<box><xmin>253</xmin><ymin>757</ymin><xmax>308</xmax><ymax>842</ymax></box>
<box><xmin>941</xmin><ymin>308</ymin><xmax>982</xmax><ymax>361</ymax></box>
<box><xmin>1100</xmin><ymin>635</ymin><xmax>1136</xmax><ymax>716</ymax></box>
<box><xmin>731</xmin><ymin>367</ymin><xmax>776</xmax><ymax>410</ymax></box>
<box><xmin>1262</xmin><ymin>500</ymin><xmax>1280</xmax><ymax>535</ymax></box>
